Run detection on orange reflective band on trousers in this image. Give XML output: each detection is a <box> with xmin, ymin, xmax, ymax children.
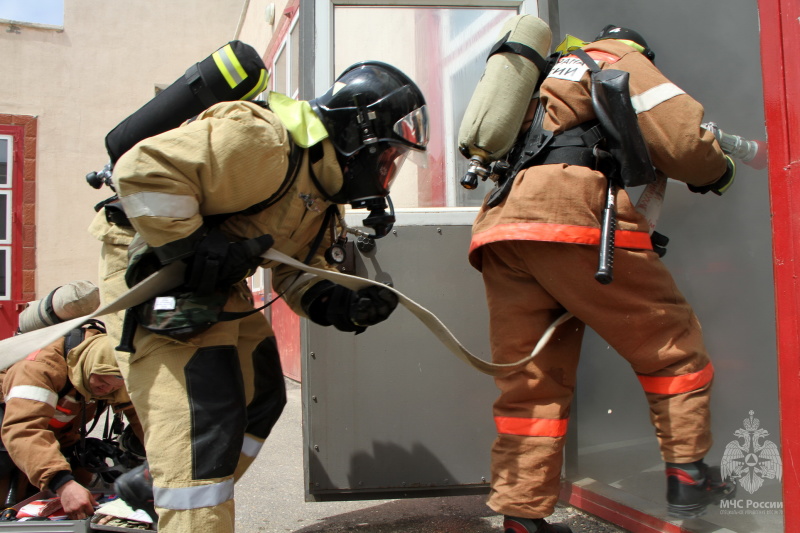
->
<box><xmin>469</xmin><ymin>222</ymin><xmax>654</xmax><ymax>256</ymax></box>
<box><xmin>495</xmin><ymin>416</ymin><xmax>569</xmax><ymax>438</ymax></box>
<box><xmin>637</xmin><ymin>362</ymin><xmax>714</xmax><ymax>395</ymax></box>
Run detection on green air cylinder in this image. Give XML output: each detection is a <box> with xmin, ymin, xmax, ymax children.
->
<box><xmin>458</xmin><ymin>15</ymin><xmax>552</xmax><ymax>164</ymax></box>
<box><xmin>104</xmin><ymin>41</ymin><xmax>269</xmax><ymax>164</ymax></box>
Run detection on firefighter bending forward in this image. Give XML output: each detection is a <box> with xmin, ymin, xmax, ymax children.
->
<box><xmin>0</xmin><ymin>315</ymin><xmax>143</xmax><ymax>520</ymax></box>
<box><xmin>469</xmin><ymin>26</ymin><xmax>736</xmax><ymax>533</ymax></box>
<box><xmin>106</xmin><ymin>62</ymin><xmax>428</xmax><ymax>533</ymax></box>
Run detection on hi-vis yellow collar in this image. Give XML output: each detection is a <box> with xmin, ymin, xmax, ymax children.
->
<box><xmin>555</xmin><ymin>35</ymin><xmax>589</xmax><ymax>54</ymax></box>
<box><xmin>555</xmin><ymin>34</ymin><xmax>646</xmax><ymax>55</ymax></box>
<box><xmin>267</xmin><ymin>91</ymin><xmax>329</xmax><ymax>148</ymax></box>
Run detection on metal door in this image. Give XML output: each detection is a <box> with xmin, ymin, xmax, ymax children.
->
<box><xmin>300</xmin><ymin>1</ymin><xmax>785</xmax><ymax>532</ymax></box>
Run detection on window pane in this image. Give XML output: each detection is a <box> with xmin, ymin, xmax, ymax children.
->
<box><xmin>0</xmin><ymin>192</ymin><xmax>7</xmax><ymax>242</ymax></box>
<box><xmin>274</xmin><ymin>47</ymin><xmax>287</xmax><ymax>94</ymax></box>
<box><xmin>0</xmin><ymin>138</ymin><xmax>8</xmax><ymax>187</ymax></box>
<box><xmin>0</xmin><ymin>248</ymin><xmax>7</xmax><ymax>299</ymax></box>
<box><xmin>334</xmin><ymin>7</ymin><xmax>515</xmax><ymax>208</ymax></box>
<box><xmin>290</xmin><ymin>22</ymin><xmax>300</xmax><ymax>98</ymax></box>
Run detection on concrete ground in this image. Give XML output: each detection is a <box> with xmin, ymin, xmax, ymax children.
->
<box><xmin>234</xmin><ymin>379</ymin><xmax>628</xmax><ymax>533</ymax></box>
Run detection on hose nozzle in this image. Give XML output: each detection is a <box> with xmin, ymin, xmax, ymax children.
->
<box><xmin>702</xmin><ymin>122</ymin><xmax>767</xmax><ymax>170</ymax></box>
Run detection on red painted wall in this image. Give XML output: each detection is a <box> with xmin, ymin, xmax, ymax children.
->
<box><xmin>757</xmin><ymin>0</ymin><xmax>800</xmax><ymax>528</ymax></box>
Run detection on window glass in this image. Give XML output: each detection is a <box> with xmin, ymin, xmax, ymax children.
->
<box><xmin>290</xmin><ymin>19</ymin><xmax>301</xmax><ymax>98</ymax></box>
<box><xmin>334</xmin><ymin>7</ymin><xmax>516</xmax><ymax>208</ymax></box>
<box><xmin>0</xmin><ymin>192</ymin><xmax>8</xmax><ymax>243</ymax></box>
<box><xmin>0</xmin><ymin>248</ymin><xmax>7</xmax><ymax>299</ymax></box>
<box><xmin>0</xmin><ymin>137</ymin><xmax>8</xmax><ymax>187</ymax></box>
<box><xmin>273</xmin><ymin>47</ymin><xmax>287</xmax><ymax>94</ymax></box>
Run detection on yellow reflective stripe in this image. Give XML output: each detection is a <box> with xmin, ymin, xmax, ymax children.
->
<box><xmin>241</xmin><ymin>69</ymin><xmax>269</xmax><ymax>101</ymax></box>
<box><xmin>616</xmin><ymin>39</ymin><xmax>645</xmax><ymax>54</ymax></box>
<box><xmin>213</xmin><ymin>44</ymin><xmax>247</xmax><ymax>89</ymax></box>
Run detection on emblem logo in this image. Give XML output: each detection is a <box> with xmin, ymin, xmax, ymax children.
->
<box><xmin>721</xmin><ymin>410</ymin><xmax>782</xmax><ymax>494</ymax></box>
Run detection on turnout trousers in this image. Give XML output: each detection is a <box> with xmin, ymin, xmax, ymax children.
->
<box><xmin>480</xmin><ymin>240</ymin><xmax>714</xmax><ymax>518</ymax></box>
<box><xmin>116</xmin><ymin>283</ymin><xmax>287</xmax><ymax>533</ymax></box>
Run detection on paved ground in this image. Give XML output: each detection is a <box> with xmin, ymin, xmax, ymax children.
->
<box><xmin>234</xmin><ymin>379</ymin><xmax>628</xmax><ymax>533</ymax></box>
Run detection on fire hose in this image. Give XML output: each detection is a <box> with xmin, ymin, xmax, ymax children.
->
<box><xmin>0</xmin><ymin>129</ymin><xmax>766</xmax><ymax>378</ymax></box>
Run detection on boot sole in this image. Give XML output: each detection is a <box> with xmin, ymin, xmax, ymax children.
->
<box><xmin>667</xmin><ymin>483</ymin><xmax>737</xmax><ymax>519</ymax></box>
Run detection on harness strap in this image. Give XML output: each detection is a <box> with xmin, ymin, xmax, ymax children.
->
<box><xmin>215</xmin><ymin>204</ymin><xmax>339</xmax><ymax>323</ymax></box>
<box><xmin>488</xmin><ymin>31</ymin><xmax>548</xmax><ymax>72</ymax></box>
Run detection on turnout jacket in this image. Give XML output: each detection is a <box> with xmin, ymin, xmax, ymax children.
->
<box><xmin>0</xmin><ymin>329</ymin><xmax>140</xmax><ymax>491</ymax></box>
<box><xmin>114</xmin><ymin>100</ymin><xmax>344</xmax><ymax>314</ymax></box>
<box><xmin>469</xmin><ymin>39</ymin><xmax>728</xmax><ymax>270</ymax></box>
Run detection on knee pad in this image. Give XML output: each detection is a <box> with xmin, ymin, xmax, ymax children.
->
<box><xmin>186</xmin><ymin>346</ymin><xmax>246</xmax><ymax>479</ymax></box>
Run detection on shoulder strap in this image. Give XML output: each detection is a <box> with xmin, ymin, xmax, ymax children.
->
<box><xmin>62</xmin><ymin>328</ymin><xmax>87</xmax><ymax>362</ymax></box>
<box><xmin>204</xmin><ymin>138</ymin><xmax>304</xmax><ymax>228</ymax></box>
<box><xmin>57</xmin><ymin>327</ymin><xmax>87</xmax><ymax>398</ymax></box>
<box><xmin>571</xmin><ymin>48</ymin><xmax>602</xmax><ymax>73</ymax></box>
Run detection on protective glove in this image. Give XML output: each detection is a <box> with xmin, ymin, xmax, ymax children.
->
<box><xmin>687</xmin><ymin>156</ymin><xmax>736</xmax><ymax>196</ymax></box>
<box><xmin>302</xmin><ymin>281</ymin><xmax>398</xmax><ymax>334</ymax></box>
<box><xmin>184</xmin><ymin>227</ymin><xmax>274</xmax><ymax>295</ymax></box>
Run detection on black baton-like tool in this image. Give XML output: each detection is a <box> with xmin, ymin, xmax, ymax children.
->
<box><xmin>595</xmin><ymin>177</ymin><xmax>617</xmax><ymax>284</ymax></box>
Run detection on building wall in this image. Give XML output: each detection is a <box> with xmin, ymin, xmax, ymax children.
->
<box><xmin>237</xmin><ymin>0</ymin><xmax>291</xmax><ymax>55</ymax></box>
<box><xmin>0</xmin><ymin>0</ymin><xmax>249</xmax><ymax>298</ymax></box>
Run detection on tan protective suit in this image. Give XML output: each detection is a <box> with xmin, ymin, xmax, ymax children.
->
<box><xmin>109</xmin><ymin>100</ymin><xmax>344</xmax><ymax>533</ymax></box>
<box><xmin>469</xmin><ymin>39</ymin><xmax>730</xmax><ymax>519</ymax></box>
<box><xmin>0</xmin><ymin>327</ymin><xmax>140</xmax><ymax>503</ymax></box>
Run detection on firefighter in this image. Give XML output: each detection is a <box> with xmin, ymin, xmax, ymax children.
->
<box><xmin>468</xmin><ymin>26</ymin><xmax>735</xmax><ymax>533</ymax></box>
<box><xmin>0</xmin><ymin>318</ymin><xmax>143</xmax><ymax>521</ymax></box>
<box><xmin>107</xmin><ymin>61</ymin><xmax>428</xmax><ymax>533</ymax></box>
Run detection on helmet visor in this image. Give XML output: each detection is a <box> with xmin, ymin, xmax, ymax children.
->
<box><xmin>392</xmin><ymin>105</ymin><xmax>429</xmax><ymax>151</ymax></box>
<box><xmin>377</xmin><ymin>144</ymin><xmax>411</xmax><ymax>193</ymax></box>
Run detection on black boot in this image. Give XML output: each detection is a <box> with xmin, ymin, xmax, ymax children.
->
<box><xmin>666</xmin><ymin>459</ymin><xmax>736</xmax><ymax>518</ymax></box>
<box><xmin>114</xmin><ymin>461</ymin><xmax>157</xmax><ymax>522</ymax></box>
<box><xmin>504</xmin><ymin>516</ymin><xmax>573</xmax><ymax>533</ymax></box>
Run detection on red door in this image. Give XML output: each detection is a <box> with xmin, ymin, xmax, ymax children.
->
<box><xmin>0</xmin><ymin>124</ymin><xmax>27</xmax><ymax>340</ymax></box>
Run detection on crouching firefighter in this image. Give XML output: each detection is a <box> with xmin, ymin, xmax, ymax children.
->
<box><xmin>465</xmin><ymin>26</ymin><xmax>736</xmax><ymax>532</ymax></box>
<box><xmin>0</xmin><ymin>284</ymin><xmax>144</xmax><ymax>521</ymax></box>
<box><xmin>107</xmin><ymin>61</ymin><xmax>428</xmax><ymax>533</ymax></box>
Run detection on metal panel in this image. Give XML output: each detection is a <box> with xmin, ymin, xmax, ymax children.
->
<box><xmin>303</xmin><ymin>223</ymin><xmax>497</xmax><ymax>500</ymax></box>
<box><xmin>301</xmin><ymin>0</ymin><xmax>783</xmax><ymax>531</ymax></box>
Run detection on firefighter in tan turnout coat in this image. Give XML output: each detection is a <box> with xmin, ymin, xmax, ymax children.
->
<box><xmin>0</xmin><ymin>323</ymin><xmax>142</xmax><ymax>521</ymax></box>
<box><xmin>468</xmin><ymin>26</ymin><xmax>736</xmax><ymax>533</ymax></box>
<box><xmin>107</xmin><ymin>62</ymin><xmax>428</xmax><ymax>533</ymax></box>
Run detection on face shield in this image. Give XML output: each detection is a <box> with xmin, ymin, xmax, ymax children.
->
<box><xmin>344</xmin><ymin>104</ymin><xmax>430</xmax><ymax>205</ymax></box>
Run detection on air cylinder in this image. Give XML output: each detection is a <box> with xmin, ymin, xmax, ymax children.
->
<box><xmin>458</xmin><ymin>15</ymin><xmax>552</xmax><ymax>166</ymax></box>
<box><xmin>18</xmin><ymin>281</ymin><xmax>100</xmax><ymax>334</ymax></box>
<box><xmin>104</xmin><ymin>41</ymin><xmax>269</xmax><ymax>164</ymax></box>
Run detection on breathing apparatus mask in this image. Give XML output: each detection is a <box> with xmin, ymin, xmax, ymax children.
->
<box><xmin>310</xmin><ymin>61</ymin><xmax>429</xmax><ymax>238</ymax></box>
